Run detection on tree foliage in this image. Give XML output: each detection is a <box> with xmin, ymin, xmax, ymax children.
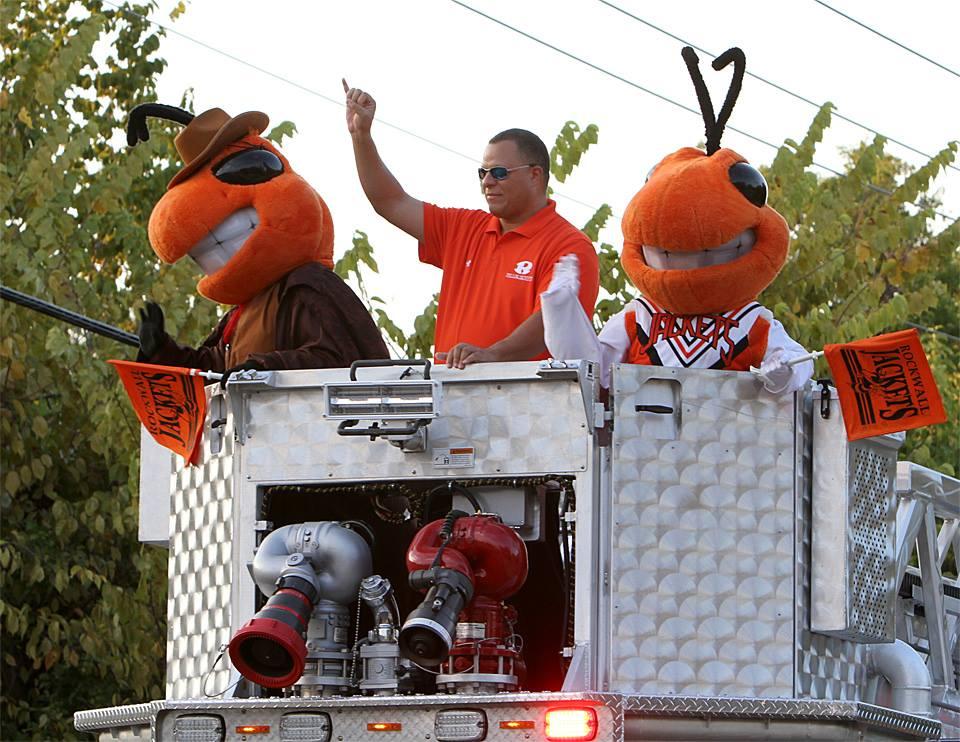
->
<box><xmin>762</xmin><ymin>104</ymin><xmax>958</xmax><ymax>474</ymax></box>
<box><xmin>1</xmin><ymin>3</ymin><xmax>957</xmax><ymax>739</ymax></box>
<box><xmin>1</xmin><ymin>2</ymin><xmax>203</xmax><ymax>737</ymax></box>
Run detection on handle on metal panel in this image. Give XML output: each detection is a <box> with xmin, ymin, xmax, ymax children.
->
<box><xmin>635</xmin><ymin>404</ymin><xmax>674</xmax><ymax>414</ymax></box>
<box><xmin>817</xmin><ymin>379</ymin><xmax>832</xmax><ymax>419</ymax></box>
<box><xmin>348</xmin><ymin>358</ymin><xmax>431</xmax><ymax>381</ymax></box>
<box><xmin>336</xmin><ymin>418</ymin><xmax>429</xmax><ymax>439</ymax></box>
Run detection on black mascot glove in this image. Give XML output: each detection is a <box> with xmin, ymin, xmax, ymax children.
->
<box><xmin>220</xmin><ymin>359</ymin><xmax>266</xmax><ymax>390</ymax></box>
<box><xmin>138</xmin><ymin>301</ymin><xmax>166</xmax><ymax>359</ymax></box>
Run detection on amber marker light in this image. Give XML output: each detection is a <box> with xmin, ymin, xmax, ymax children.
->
<box><xmin>500</xmin><ymin>719</ymin><xmax>536</xmax><ymax>730</ymax></box>
<box><xmin>235</xmin><ymin>725</ymin><xmax>270</xmax><ymax>734</ymax></box>
<box><xmin>544</xmin><ymin>707</ymin><xmax>598</xmax><ymax>741</ymax></box>
<box><xmin>367</xmin><ymin>722</ymin><xmax>402</xmax><ymax>732</ymax></box>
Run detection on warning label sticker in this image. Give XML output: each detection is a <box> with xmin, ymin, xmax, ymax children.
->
<box><xmin>432</xmin><ymin>447</ymin><xmax>476</xmax><ymax>468</ymax></box>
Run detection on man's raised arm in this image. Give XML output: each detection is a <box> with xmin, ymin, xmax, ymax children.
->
<box><xmin>343</xmin><ymin>79</ymin><xmax>424</xmax><ymax>241</ymax></box>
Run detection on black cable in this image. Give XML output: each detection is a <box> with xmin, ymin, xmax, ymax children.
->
<box><xmin>86</xmin><ymin>1</ymin><xmax>959</xmax><ymax>307</ymax></box>
<box><xmin>100</xmin><ymin>0</ymin><xmax>957</xmax><ymax>223</ymax></box>
<box><xmin>448</xmin><ymin>483</ymin><xmax>483</xmax><ymax>514</ymax></box>
<box><xmin>340</xmin><ymin>520</ymin><xmax>376</xmax><ymax>552</ymax></box>
<box><xmin>202</xmin><ymin>645</ymin><xmax>241</xmax><ymax>698</ymax></box>
<box><xmin>557</xmin><ymin>482</ymin><xmax>573</xmax><ymax>656</ymax></box>
<box><xmin>97</xmin><ymin>2</ymin><xmax>606</xmax><ymax>219</ymax></box>
<box><xmin>424</xmin><ymin>482</ymin><xmax>482</xmax><ymax>522</ymax></box>
<box><xmin>446</xmin><ymin>0</ymin><xmax>957</xmax><ymax>222</ymax></box>
<box><xmin>422</xmin><ymin>487</ymin><xmax>447</xmax><ymax>524</ymax></box>
<box><xmin>812</xmin><ymin>0</ymin><xmax>960</xmax><ymax>79</ymax></box>
<box><xmin>906</xmin><ymin>322</ymin><xmax>960</xmax><ymax>343</ymax></box>
<box><xmin>1</xmin><ymin>285</ymin><xmax>139</xmax><ymax>347</ymax></box>
<box><xmin>430</xmin><ymin>509</ymin><xmax>471</xmax><ymax>569</ymax></box>
<box><xmin>595</xmin><ymin>0</ymin><xmax>960</xmax><ymax>174</ymax></box>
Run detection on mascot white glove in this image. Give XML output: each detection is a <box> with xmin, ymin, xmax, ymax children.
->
<box><xmin>544</xmin><ymin>253</ymin><xmax>580</xmax><ymax>297</ymax></box>
<box><xmin>750</xmin><ymin>349</ymin><xmax>794</xmax><ymax>394</ymax></box>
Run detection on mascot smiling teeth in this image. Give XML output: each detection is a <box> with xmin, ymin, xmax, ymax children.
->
<box><xmin>127</xmin><ymin>103</ymin><xmax>387</xmax><ymax>378</ymax></box>
<box><xmin>542</xmin><ymin>47</ymin><xmax>813</xmax><ymax>394</ymax></box>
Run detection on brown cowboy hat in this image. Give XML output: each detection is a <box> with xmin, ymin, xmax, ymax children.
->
<box><xmin>168</xmin><ymin>107</ymin><xmax>269</xmax><ymax>189</ymax></box>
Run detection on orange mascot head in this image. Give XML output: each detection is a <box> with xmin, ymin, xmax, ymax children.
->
<box><xmin>620</xmin><ymin>48</ymin><xmax>789</xmax><ymax>315</ymax></box>
<box><xmin>127</xmin><ymin>104</ymin><xmax>334</xmax><ymax>306</ymax></box>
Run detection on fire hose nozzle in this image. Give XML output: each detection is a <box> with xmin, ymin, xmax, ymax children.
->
<box><xmin>399</xmin><ymin>568</ymin><xmax>474</xmax><ymax>666</ymax></box>
<box><xmin>227</xmin><ymin>522</ymin><xmax>372</xmax><ymax>689</ymax></box>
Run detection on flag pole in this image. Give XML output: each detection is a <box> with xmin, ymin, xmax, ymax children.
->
<box><xmin>786</xmin><ymin>350</ymin><xmax>823</xmax><ymax>367</ymax></box>
<box><xmin>187</xmin><ymin>368</ymin><xmax>223</xmax><ymax>381</ymax></box>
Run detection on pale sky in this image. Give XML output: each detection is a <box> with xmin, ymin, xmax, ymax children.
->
<box><xmin>141</xmin><ymin>0</ymin><xmax>959</xmax><ymax>335</ymax></box>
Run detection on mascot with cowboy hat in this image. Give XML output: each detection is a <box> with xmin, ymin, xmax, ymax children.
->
<box><xmin>127</xmin><ymin>103</ymin><xmax>387</xmax><ymax>379</ymax></box>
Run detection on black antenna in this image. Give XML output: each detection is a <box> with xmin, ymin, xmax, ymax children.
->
<box><xmin>126</xmin><ymin>103</ymin><xmax>195</xmax><ymax>147</ymax></box>
<box><xmin>681</xmin><ymin>46</ymin><xmax>746</xmax><ymax>155</ymax></box>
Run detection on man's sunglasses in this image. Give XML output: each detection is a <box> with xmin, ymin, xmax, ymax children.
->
<box><xmin>477</xmin><ymin>164</ymin><xmax>536</xmax><ymax>181</ymax></box>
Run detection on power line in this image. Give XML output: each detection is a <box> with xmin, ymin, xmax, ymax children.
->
<box><xmin>448</xmin><ymin>1</ymin><xmax>767</xmax><ymax>148</ymax></box>
<box><xmin>446</xmin><ymin>0</ymin><xmax>957</xmax><ymax>222</ymax></box>
<box><xmin>101</xmin><ymin>1</ymin><xmax>955</xmax><ymax>224</ymax></box>
<box><xmin>906</xmin><ymin>322</ymin><xmax>960</xmax><ymax>344</ymax></box>
<box><xmin>101</xmin><ymin>2</ymin><xmax>473</xmax><ymax>165</ymax></box>
<box><xmin>20</xmin><ymin>5</ymin><xmax>956</xmax><ymax>345</ymax></box>
<box><xmin>98</xmin><ymin>1</ymin><xmax>606</xmax><ymax>220</ymax></box>
<box><xmin>812</xmin><ymin>0</ymin><xmax>960</xmax><ymax>79</ymax></box>
<box><xmin>595</xmin><ymin>0</ymin><xmax>960</xmax><ymax>174</ymax></box>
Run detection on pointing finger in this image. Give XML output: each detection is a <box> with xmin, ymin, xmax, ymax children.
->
<box><xmin>342</xmin><ymin>78</ymin><xmax>349</xmax><ymax>94</ymax></box>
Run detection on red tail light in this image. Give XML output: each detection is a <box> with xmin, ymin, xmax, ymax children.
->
<box><xmin>544</xmin><ymin>707</ymin><xmax>597</xmax><ymax>741</ymax></box>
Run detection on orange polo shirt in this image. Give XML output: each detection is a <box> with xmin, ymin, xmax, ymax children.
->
<box><xmin>420</xmin><ymin>200</ymin><xmax>599</xmax><ymax>360</ymax></box>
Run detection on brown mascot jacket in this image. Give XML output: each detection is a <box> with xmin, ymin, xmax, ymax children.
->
<box><xmin>144</xmin><ymin>263</ymin><xmax>388</xmax><ymax>372</ymax></box>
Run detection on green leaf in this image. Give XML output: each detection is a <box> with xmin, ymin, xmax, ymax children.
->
<box><xmin>2</xmin><ymin>2</ymin><xmax>172</xmax><ymax>733</ymax></box>
<box><xmin>265</xmin><ymin>120</ymin><xmax>297</xmax><ymax>145</ymax></box>
<box><xmin>4</xmin><ymin>470</ymin><xmax>21</xmax><ymax>496</ymax></box>
<box><xmin>551</xmin><ymin>121</ymin><xmax>599</xmax><ymax>184</ymax></box>
<box><xmin>581</xmin><ymin>204</ymin><xmax>612</xmax><ymax>242</ymax></box>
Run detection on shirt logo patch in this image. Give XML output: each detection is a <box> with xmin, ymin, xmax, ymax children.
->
<box><xmin>505</xmin><ymin>259</ymin><xmax>535</xmax><ymax>282</ymax></box>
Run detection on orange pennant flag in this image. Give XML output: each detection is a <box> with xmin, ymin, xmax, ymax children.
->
<box><xmin>108</xmin><ymin>360</ymin><xmax>208</xmax><ymax>464</ymax></box>
<box><xmin>823</xmin><ymin>329</ymin><xmax>947</xmax><ymax>441</ymax></box>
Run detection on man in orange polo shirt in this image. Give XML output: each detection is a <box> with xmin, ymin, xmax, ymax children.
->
<box><xmin>344</xmin><ymin>80</ymin><xmax>599</xmax><ymax>367</ymax></box>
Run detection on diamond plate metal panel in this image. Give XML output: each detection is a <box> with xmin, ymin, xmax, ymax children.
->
<box><xmin>620</xmin><ymin>695</ymin><xmax>940</xmax><ymax>738</ymax></box>
<box><xmin>74</xmin><ymin>701</ymin><xmax>164</xmax><ymax>731</ymax></box>
<box><xmin>609</xmin><ymin>366</ymin><xmax>796</xmax><ymax>697</ymax></box>
<box><xmin>937</xmin><ymin>704</ymin><xmax>960</xmax><ymax>741</ymax></box>
<box><xmin>79</xmin><ymin>693</ymin><xmax>619</xmax><ymax>741</ymax></box>
<box><xmin>622</xmin><ymin>694</ymin><xmax>854</xmax><ymax>718</ymax></box>
<box><xmin>855</xmin><ymin>702</ymin><xmax>943</xmax><ymax>739</ymax></box>
<box><xmin>166</xmin><ymin>390</ymin><xmax>235</xmax><ymax>699</ymax></box>
<box><xmin>795</xmin><ymin>391</ymin><xmax>869</xmax><ymax>700</ymax></box>
<box><xmin>847</xmin><ymin>446</ymin><xmax>897</xmax><ymax>636</ymax></box>
<box><xmin>241</xmin><ymin>379</ymin><xmax>590</xmax><ymax>482</ymax></box>
<box><xmin>77</xmin><ymin>693</ymin><xmax>940</xmax><ymax>741</ymax></box>
<box><xmin>811</xmin><ymin>387</ymin><xmax>899</xmax><ymax>642</ymax></box>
